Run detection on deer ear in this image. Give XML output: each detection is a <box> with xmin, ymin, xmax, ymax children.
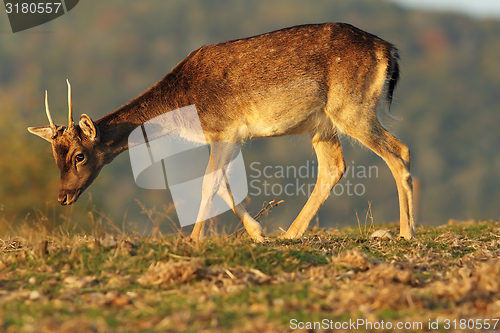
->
<box><xmin>79</xmin><ymin>114</ymin><xmax>99</xmax><ymax>141</ymax></box>
<box><xmin>27</xmin><ymin>126</ymin><xmax>54</xmax><ymax>143</ymax></box>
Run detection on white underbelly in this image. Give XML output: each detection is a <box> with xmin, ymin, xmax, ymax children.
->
<box><xmin>242</xmin><ymin>107</ymin><xmax>332</xmax><ymax>140</ymax></box>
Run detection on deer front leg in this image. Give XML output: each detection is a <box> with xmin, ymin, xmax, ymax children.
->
<box><xmin>190</xmin><ymin>143</ymin><xmax>265</xmax><ymax>242</ymax></box>
<box><xmin>282</xmin><ymin>134</ymin><xmax>345</xmax><ymax>239</ymax></box>
<box><xmin>212</xmin><ymin>143</ymin><xmax>265</xmax><ymax>242</ymax></box>
<box><xmin>217</xmin><ymin>183</ymin><xmax>265</xmax><ymax>242</ymax></box>
<box><xmin>190</xmin><ymin>160</ymin><xmax>217</xmax><ymax>242</ymax></box>
<box><xmin>190</xmin><ymin>221</ymin><xmax>206</xmax><ymax>241</ymax></box>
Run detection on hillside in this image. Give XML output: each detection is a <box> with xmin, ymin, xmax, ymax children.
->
<box><xmin>0</xmin><ymin>0</ymin><xmax>499</xmax><ymax>233</ymax></box>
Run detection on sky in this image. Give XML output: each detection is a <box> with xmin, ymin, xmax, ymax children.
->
<box><xmin>390</xmin><ymin>0</ymin><xmax>500</xmax><ymax>18</ymax></box>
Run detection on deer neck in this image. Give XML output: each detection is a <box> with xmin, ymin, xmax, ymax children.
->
<box><xmin>95</xmin><ymin>74</ymin><xmax>188</xmax><ymax>162</ymax></box>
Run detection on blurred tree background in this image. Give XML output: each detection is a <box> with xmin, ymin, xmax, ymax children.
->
<box><xmin>0</xmin><ymin>0</ymin><xmax>499</xmax><ymax>234</ymax></box>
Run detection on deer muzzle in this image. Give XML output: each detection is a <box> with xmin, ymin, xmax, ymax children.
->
<box><xmin>58</xmin><ymin>189</ymin><xmax>81</xmax><ymax>205</ymax></box>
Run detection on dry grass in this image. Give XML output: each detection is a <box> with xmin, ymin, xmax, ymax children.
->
<box><xmin>0</xmin><ymin>216</ymin><xmax>499</xmax><ymax>332</ymax></box>
<box><xmin>138</xmin><ymin>261</ymin><xmax>202</xmax><ymax>287</ymax></box>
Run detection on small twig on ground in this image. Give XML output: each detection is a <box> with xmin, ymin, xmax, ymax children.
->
<box><xmin>253</xmin><ymin>198</ymin><xmax>284</xmax><ymax>222</ymax></box>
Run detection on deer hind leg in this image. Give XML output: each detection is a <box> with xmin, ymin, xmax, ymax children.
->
<box><xmin>337</xmin><ymin>115</ymin><xmax>415</xmax><ymax>239</ymax></box>
<box><xmin>282</xmin><ymin>133</ymin><xmax>345</xmax><ymax>239</ymax></box>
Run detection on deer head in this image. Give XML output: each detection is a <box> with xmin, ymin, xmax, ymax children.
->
<box><xmin>28</xmin><ymin>80</ymin><xmax>107</xmax><ymax>205</ymax></box>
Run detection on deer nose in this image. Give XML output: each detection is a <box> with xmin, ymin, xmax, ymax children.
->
<box><xmin>58</xmin><ymin>194</ymin><xmax>68</xmax><ymax>205</ymax></box>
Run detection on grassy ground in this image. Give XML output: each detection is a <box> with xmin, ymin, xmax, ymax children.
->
<box><xmin>1</xmin><ymin>217</ymin><xmax>500</xmax><ymax>332</ymax></box>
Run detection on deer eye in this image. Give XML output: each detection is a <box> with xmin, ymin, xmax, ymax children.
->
<box><xmin>75</xmin><ymin>153</ymin><xmax>85</xmax><ymax>163</ymax></box>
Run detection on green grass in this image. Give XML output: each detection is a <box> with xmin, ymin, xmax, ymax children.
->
<box><xmin>1</xmin><ymin>219</ymin><xmax>500</xmax><ymax>332</ymax></box>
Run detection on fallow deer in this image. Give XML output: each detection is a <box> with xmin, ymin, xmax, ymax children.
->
<box><xmin>28</xmin><ymin>23</ymin><xmax>415</xmax><ymax>241</ymax></box>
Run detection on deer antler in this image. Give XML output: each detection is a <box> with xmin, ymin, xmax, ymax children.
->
<box><xmin>67</xmin><ymin>79</ymin><xmax>75</xmax><ymax>130</ymax></box>
<box><xmin>45</xmin><ymin>90</ymin><xmax>57</xmax><ymax>133</ymax></box>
